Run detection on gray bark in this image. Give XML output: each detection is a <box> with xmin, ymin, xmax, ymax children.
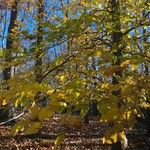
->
<box><xmin>0</xmin><ymin>0</ymin><xmax>18</xmax><ymax>123</ymax></box>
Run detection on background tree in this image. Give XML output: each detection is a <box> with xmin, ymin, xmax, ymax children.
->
<box><xmin>0</xmin><ymin>0</ymin><xmax>18</xmax><ymax>122</ymax></box>
<box><xmin>0</xmin><ymin>1</ymin><xmax>149</xmax><ymax>149</ymax></box>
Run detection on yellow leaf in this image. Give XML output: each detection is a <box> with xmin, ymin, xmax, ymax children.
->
<box><xmin>100</xmin><ymin>108</ymin><xmax>119</xmax><ymax>122</ymax></box>
<box><xmin>80</xmin><ymin>0</ymin><xmax>86</xmax><ymax>6</ymax></box>
<box><xmin>2</xmin><ymin>98</ymin><xmax>9</xmax><ymax>106</ymax></box>
<box><xmin>11</xmin><ymin>124</ymin><xmax>25</xmax><ymax>135</ymax></box>
<box><xmin>94</xmin><ymin>50</ymin><xmax>102</xmax><ymax>57</ymax></box>
<box><xmin>103</xmin><ymin>131</ymin><xmax>125</xmax><ymax>144</ymax></box>
<box><xmin>50</xmin><ymin>101</ymin><xmax>66</xmax><ymax>113</ymax></box>
<box><xmin>24</xmin><ymin>122</ymin><xmax>42</xmax><ymax>135</ymax></box>
<box><xmin>28</xmin><ymin>104</ymin><xmax>39</xmax><ymax>121</ymax></box>
<box><xmin>74</xmin><ymin>92</ymin><xmax>81</xmax><ymax>98</ymax></box>
<box><xmin>47</xmin><ymin>89</ymin><xmax>54</xmax><ymax>95</ymax></box>
<box><xmin>60</xmin><ymin>75</ymin><xmax>65</xmax><ymax>82</ymax></box>
<box><xmin>121</xmin><ymin>60</ymin><xmax>130</xmax><ymax>67</ymax></box>
<box><xmin>54</xmin><ymin>133</ymin><xmax>65</xmax><ymax>148</ymax></box>
<box><xmin>38</xmin><ymin>107</ymin><xmax>53</xmax><ymax>122</ymax></box>
<box><xmin>15</xmin><ymin>92</ymin><xmax>25</xmax><ymax>107</ymax></box>
<box><xmin>131</xmin><ymin>64</ymin><xmax>138</xmax><ymax>71</ymax></box>
<box><xmin>11</xmin><ymin>120</ymin><xmax>31</xmax><ymax>135</ymax></box>
<box><xmin>102</xmin><ymin>133</ymin><xmax>117</xmax><ymax>144</ymax></box>
<box><xmin>118</xmin><ymin>131</ymin><xmax>126</xmax><ymax>141</ymax></box>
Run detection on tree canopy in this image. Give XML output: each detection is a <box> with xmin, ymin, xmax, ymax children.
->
<box><xmin>0</xmin><ymin>0</ymin><xmax>150</xmax><ymax>146</ymax></box>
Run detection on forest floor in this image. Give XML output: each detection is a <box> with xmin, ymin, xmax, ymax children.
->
<box><xmin>0</xmin><ymin>115</ymin><xmax>150</xmax><ymax>150</ymax></box>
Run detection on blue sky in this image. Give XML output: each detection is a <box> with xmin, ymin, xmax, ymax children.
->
<box><xmin>0</xmin><ymin>0</ymin><xmax>67</xmax><ymax>54</ymax></box>
<box><xmin>0</xmin><ymin>0</ymin><xmax>149</xmax><ymax>59</ymax></box>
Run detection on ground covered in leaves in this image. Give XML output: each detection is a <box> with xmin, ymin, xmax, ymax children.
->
<box><xmin>0</xmin><ymin>115</ymin><xmax>150</xmax><ymax>150</ymax></box>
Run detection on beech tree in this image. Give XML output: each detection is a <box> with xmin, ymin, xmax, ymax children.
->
<box><xmin>0</xmin><ymin>0</ymin><xmax>150</xmax><ymax>149</ymax></box>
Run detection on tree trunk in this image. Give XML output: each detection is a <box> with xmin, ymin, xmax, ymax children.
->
<box><xmin>1</xmin><ymin>0</ymin><xmax>18</xmax><ymax>123</ymax></box>
<box><xmin>110</xmin><ymin>0</ymin><xmax>128</xmax><ymax>149</ymax></box>
<box><xmin>140</xmin><ymin>11</ymin><xmax>150</xmax><ymax>135</ymax></box>
<box><xmin>33</xmin><ymin>0</ymin><xmax>46</xmax><ymax>109</ymax></box>
<box><xmin>35</xmin><ymin>0</ymin><xmax>44</xmax><ymax>83</ymax></box>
